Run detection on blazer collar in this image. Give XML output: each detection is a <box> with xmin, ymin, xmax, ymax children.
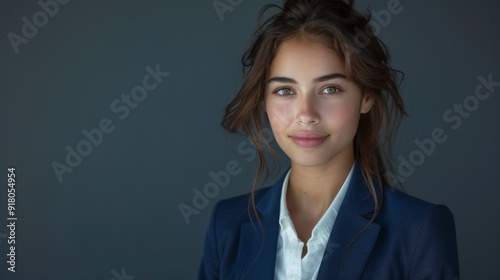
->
<box><xmin>317</xmin><ymin>159</ymin><xmax>381</xmax><ymax>279</ymax></box>
<box><xmin>236</xmin><ymin>160</ymin><xmax>381</xmax><ymax>280</ymax></box>
<box><xmin>236</xmin><ymin>170</ymin><xmax>287</xmax><ymax>279</ymax></box>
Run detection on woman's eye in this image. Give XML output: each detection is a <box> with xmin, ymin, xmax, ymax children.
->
<box><xmin>275</xmin><ymin>88</ymin><xmax>294</xmax><ymax>96</ymax></box>
<box><xmin>321</xmin><ymin>86</ymin><xmax>342</xmax><ymax>95</ymax></box>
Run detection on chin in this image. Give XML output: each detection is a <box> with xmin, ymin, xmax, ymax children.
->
<box><xmin>289</xmin><ymin>153</ymin><xmax>336</xmax><ymax>168</ymax></box>
<box><xmin>287</xmin><ymin>145</ymin><xmax>351</xmax><ymax>166</ymax></box>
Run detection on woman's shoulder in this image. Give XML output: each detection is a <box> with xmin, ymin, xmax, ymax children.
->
<box><xmin>377</xmin><ymin>186</ymin><xmax>459</xmax><ymax>277</ymax></box>
<box><xmin>383</xmin><ymin>186</ymin><xmax>452</xmax><ymax>211</ymax></box>
<box><xmin>211</xmin><ymin>185</ymin><xmax>276</xmax><ymax>224</ymax></box>
<box><xmin>379</xmin><ymin>186</ymin><xmax>456</xmax><ymax>231</ymax></box>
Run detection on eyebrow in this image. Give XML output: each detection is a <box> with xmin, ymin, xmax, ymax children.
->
<box><xmin>267</xmin><ymin>73</ymin><xmax>347</xmax><ymax>84</ymax></box>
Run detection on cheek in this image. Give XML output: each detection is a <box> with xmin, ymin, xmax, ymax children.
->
<box><xmin>266</xmin><ymin>102</ymin><xmax>293</xmax><ymax>131</ymax></box>
<box><xmin>321</xmin><ymin>102</ymin><xmax>360</xmax><ymax>132</ymax></box>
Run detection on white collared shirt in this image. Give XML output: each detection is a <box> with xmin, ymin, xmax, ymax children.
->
<box><xmin>274</xmin><ymin>164</ymin><xmax>355</xmax><ymax>280</ymax></box>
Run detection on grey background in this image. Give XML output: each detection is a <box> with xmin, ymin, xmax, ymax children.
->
<box><xmin>0</xmin><ymin>0</ymin><xmax>499</xmax><ymax>279</ymax></box>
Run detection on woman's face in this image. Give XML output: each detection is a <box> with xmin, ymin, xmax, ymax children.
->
<box><xmin>264</xmin><ymin>37</ymin><xmax>373</xmax><ymax>168</ymax></box>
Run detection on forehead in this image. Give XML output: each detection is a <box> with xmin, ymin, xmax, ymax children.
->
<box><xmin>269</xmin><ymin>36</ymin><xmax>346</xmax><ymax>80</ymax></box>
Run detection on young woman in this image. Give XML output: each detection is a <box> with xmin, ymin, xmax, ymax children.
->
<box><xmin>199</xmin><ymin>0</ymin><xmax>459</xmax><ymax>279</ymax></box>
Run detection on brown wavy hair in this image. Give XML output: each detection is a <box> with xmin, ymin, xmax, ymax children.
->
<box><xmin>221</xmin><ymin>0</ymin><xmax>406</xmax><ymax>270</ymax></box>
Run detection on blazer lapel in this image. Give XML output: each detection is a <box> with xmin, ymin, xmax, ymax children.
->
<box><xmin>234</xmin><ymin>161</ymin><xmax>381</xmax><ymax>279</ymax></box>
<box><xmin>317</xmin><ymin>161</ymin><xmax>381</xmax><ymax>280</ymax></box>
<box><xmin>235</xmin><ymin>170</ymin><xmax>288</xmax><ymax>279</ymax></box>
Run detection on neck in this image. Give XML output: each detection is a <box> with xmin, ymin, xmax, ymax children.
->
<box><xmin>287</xmin><ymin>152</ymin><xmax>354</xmax><ymax>217</ymax></box>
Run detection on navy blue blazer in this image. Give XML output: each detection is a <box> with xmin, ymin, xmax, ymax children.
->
<box><xmin>198</xmin><ymin>161</ymin><xmax>459</xmax><ymax>279</ymax></box>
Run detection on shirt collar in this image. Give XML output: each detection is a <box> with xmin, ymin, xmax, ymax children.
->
<box><xmin>278</xmin><ymin>163</ymin><xmax>356</xmax><ymax>234</ymax></box>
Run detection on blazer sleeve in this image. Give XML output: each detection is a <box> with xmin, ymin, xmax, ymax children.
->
<box><xmin>408</xmin><ymin>204</ymin><xmax>459</xmax><ymax>280</ymax></box>
<box><xmin>198</xmin><ymin>201</ymin><xmax>221</xmax><ymax>280</ymax></box>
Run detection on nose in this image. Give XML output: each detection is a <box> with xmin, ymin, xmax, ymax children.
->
<box><xmin>296</xmin><ymin>93</ymin><xmax>320</xmax><ymax>125</ymax></box>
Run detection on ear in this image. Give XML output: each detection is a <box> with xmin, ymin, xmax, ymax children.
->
<box><xmin>360</xmin><ymin>91</ymin><xmax>375</xmax><ymax>114</ymax></box>
<box><xmin>261</xmin><ymin>100</ymin><xmax>267</xmax><ymax>113</ymax></box>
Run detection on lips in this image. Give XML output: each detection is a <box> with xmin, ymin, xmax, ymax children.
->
<box><xmin>289</xmin><ymin>131</ymin><xmax>329</xmax><ymax>148</ymax></box>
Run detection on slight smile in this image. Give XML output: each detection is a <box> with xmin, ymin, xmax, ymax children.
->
<box><xmin>289</xmin><ymin>132</ymin><xmax>329</xmax><ymax>148</ymax></box>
